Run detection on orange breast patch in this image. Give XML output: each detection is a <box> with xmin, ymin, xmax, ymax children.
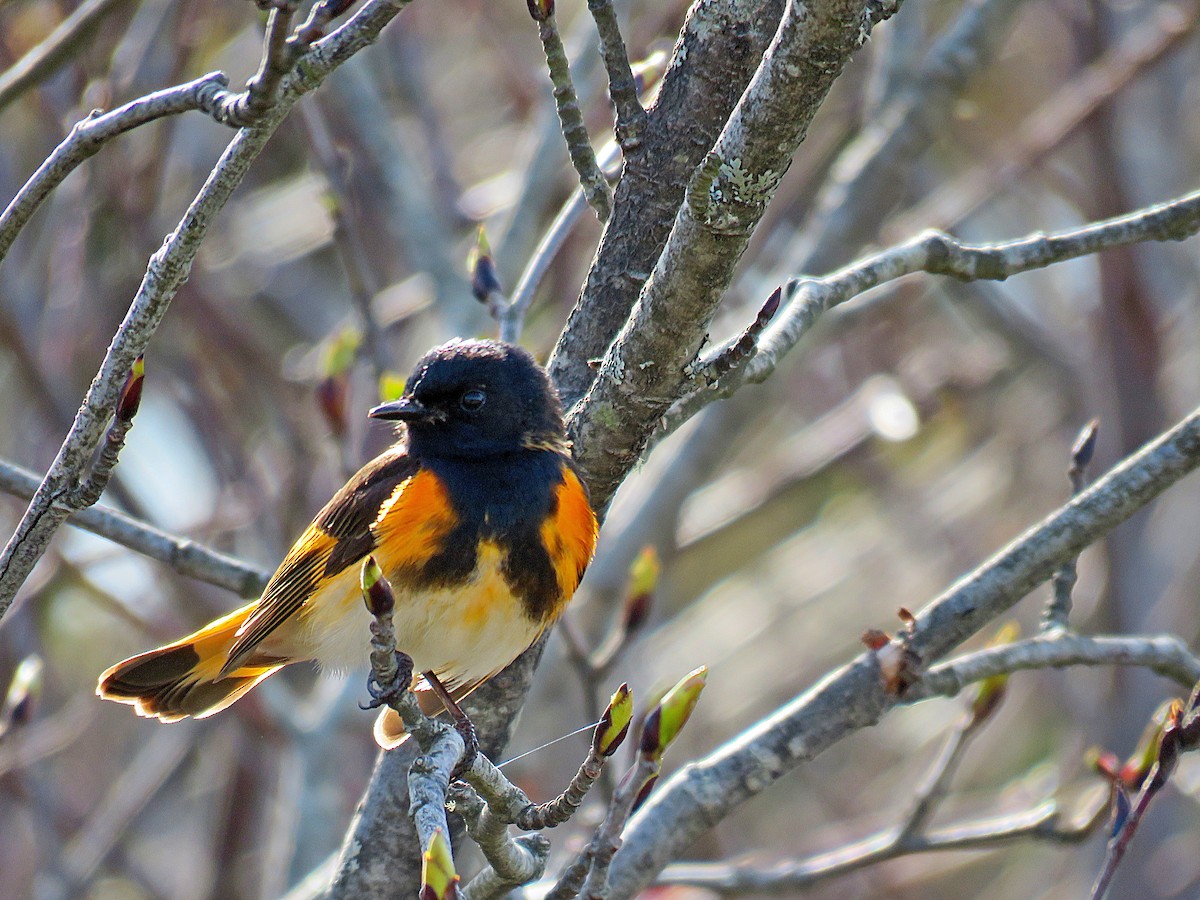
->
<box><xmin>541</xmin><ymin>466</ymin><xmax>598</xmax><ymax>599</ymax></box>
<box><xmin>372</xmin><ymin>468</ymin><xmax>458</xmax><ymax>577</ymax></box>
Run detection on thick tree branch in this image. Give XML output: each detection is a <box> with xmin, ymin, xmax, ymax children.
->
<box><xmin>548</xmin><ymin>0</ymin><xmax>786</xmax><ymax>406</ymax></box>
<box><xmin>569</xmin><ymin>0</ymin><xmax>896</xmax><ymax>511</ymax></box>
<box><xmin>605</xmin><ymin>401</ymin><xmax>1200</xmax><ymax>896</ymax></box>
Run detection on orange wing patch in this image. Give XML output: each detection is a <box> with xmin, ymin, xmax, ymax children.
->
<box><xmin>541</xmin><ymin>466</ymin><xmax>598</xmax><ymax>598</ymax></box>
<box><xmin>371</xmin><ymin>469</ymin><xmax>459</xmax><ymax>577</ymax></box>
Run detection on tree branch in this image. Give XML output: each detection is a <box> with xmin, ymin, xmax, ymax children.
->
<box><xmin>0</xmin><ymin>73</ymin><xmax>232</xmax><ymax>267</ymax></box>
<box><xmin>668</xmin><ymin>187</ymin><xmax>1200</xmax><ymax>430</ymax></box>
<box><xmin>605</xmin><ymin>400</ymin><xmax>1200</xmax><ymax>897</ymax></box>
<box><xmin>913</xmin><ymin>633</ymin><xmax>1200</xmax><ymax>701</ymax></box>
<box><xmin>585</xmin><ymin>0</ymin><xmax>646</xmax><ymax>153</ymax></box>
<box><xmin>655</xmin><ymin>798</ymin><xmax>1106</xmax><ymax>893</ymax></box>
<box><xmin>0</xmin><ymin>0</ymin><xmax>418</xmax><ymax>620</ymax></box>
<box><xmin>548</xmin><ymin>0</ymin><xmax>786</xmax><ymax>406</ymax></box>
<box><xmin>0</xmin><ymin>459</ymin><xmax>270</xmax><ymax>596</ymax></box>
<box><xmin>0</xmin><ymin>0</ymin><xmax>134</xmax><ymax>114</ymax></box>
<box><xmin>569</xmin><ymin>0</ymin><xmax>898</xmax><ymax>511</ymax></box>
<box><xmin>527</xmin><ymin>0</ymin><xmax>613</xmax><ymax>222</ymax></box>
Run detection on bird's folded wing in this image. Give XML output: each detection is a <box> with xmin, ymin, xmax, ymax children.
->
<box><xmin>221</xmin><ymin>447</ymin><xmax>420</xmax><ymax>674</ymax></box>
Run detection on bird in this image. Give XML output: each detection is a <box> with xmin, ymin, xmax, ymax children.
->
<box><xmin>97</xmin><ymin>338</ymin><xmax>598</xmax><ymax>749</ymax></box>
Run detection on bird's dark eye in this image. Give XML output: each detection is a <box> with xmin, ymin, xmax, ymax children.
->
<box><xmin>460</xmin><ymin>389</ymin><xmax>486</xmax><ymax>411</ymax></box>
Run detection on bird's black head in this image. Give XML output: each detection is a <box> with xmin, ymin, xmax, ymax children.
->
<box><xmin>368</xmin><ymin>339</ymin><xmax>566</xmax><ymax>459</ymax></box>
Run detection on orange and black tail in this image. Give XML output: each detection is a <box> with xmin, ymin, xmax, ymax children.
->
<box><xmin>97</xmin><ymin>602</ymin><xmax>286</xmax><ymax>722</ymax></box>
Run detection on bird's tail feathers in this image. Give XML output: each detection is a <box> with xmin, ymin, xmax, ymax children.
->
<box><xmin>97</xmin><ymin>601</ymin><xmax>285</xmax><ymax>722</ymax></box>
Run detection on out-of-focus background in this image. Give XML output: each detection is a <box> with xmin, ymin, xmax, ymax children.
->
<box><xmin>1</xmin><ymin>0</ymin><xmax>1200</xmax><ymax>897</ymax></box>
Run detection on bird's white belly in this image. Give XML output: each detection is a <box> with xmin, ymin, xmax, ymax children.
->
<box><xmin>299</xmin><ymin>543</ymin><xmax>546</xmax><ymax>688</ymax></box>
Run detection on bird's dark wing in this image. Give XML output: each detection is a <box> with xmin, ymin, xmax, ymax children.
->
<box><xmin>220</xmin><ymin>446</ymin><xmax>421</xmax><ymax>674</ymax></box>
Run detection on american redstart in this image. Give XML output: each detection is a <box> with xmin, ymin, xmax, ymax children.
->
<box><xmin>97</xmin><ymin>339</ymin><xmax>597</xmax><ymax>748</ymax></box>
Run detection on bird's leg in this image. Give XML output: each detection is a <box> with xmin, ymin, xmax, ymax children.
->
<box><xmin>361</xmin><ymin>649</ymin><xmax>415</xmax><ymax>710</ymax></box>
<box><xmin>423</xmin><ymin>669</ymin><xmax>478</xmax><ymax>777</ymax></box>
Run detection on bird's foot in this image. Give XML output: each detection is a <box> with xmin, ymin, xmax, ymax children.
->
<box><xmin>360</xmin><ymin>650</ymin><xmax>415</xmax><ymax>710</ymax></box>
<box><xmin>450</xmin><ymin>714</ymin><xmax>479</xmax><ymax>780</ymax></box>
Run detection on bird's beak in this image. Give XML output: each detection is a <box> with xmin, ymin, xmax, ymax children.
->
<box><xmin>368</xmin><ymin>397</ymin><xmax>445</xmax><ymax>423</ymax></box>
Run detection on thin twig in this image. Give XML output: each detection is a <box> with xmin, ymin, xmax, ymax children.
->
<box><xmin>0</xmin><ymin>72</ymin><xmax>233</xmax><ymax>267</ymax></box>
<box><xmin>546</xmin><ymin>756</ymin><xmax>657</xmax><ymax>900</ymax></box>
<box><xmin>0</xmin><ymin>0</ymin><xmax>134</xmax><ymax>114</ymax></box>
<box><xmin>218</xmin><ymin>1</ymin><xmax>300</xmax><ymax>127</ymax></box>
<box><xmin>912</xmin><ymin>633</ymin><xmax>1200</xmax><ymax>701</ymax></box>
<box><xmin>666</xmin><ymin>188</ymin><xmax>1200</xmax><ymax>436</ymax></box>
<box><xmin>585</xmin><ymin>0</ymin><xmax>646</xmax><ymax>153</ymax></box>
<box><xmin>455</xmin><ymin>787</ymin><xmax>551</xmax><ymax>900</ymax></box>
<box><xmin>655</xmin><ymin>797</ymin><xmax>1107</xmax><ymax>893</ymax></box>
<box><xmin>499</xmin><ymin>143</ymin><xmax>621</xmax><ymax>343</ymax></box>
<box><xmin>213</xmin><ymin>0</ymin><xmax>361</xmax><ymax>127</ymax></box>
<box><xmin>1042</xmin><ymin>419</ymin><xmax>1100</xmax><ymax>631</ymax></box>
<box><xmin>0</xmin><ymin>0</ymin><xmax>420</xmax><ymax>620</ymax></box>
<box><xmin>0</xmin><ymin>458</ymin><xmax>270</xmax><ymax>596</ymax></box>
<box><xmin>1090</xmin><ymin>689</ymin><xmax>1200</xmax><ymax>899</ymax></box>
<box><xmin>527</xmin><ymin>0</ymin><xmax>613</xmax><ymax>222</ymax></box>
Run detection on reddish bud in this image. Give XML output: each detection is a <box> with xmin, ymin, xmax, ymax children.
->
<box><xmin>117</xmin><ymin>356</ymin><xmax>144</xmax><ymax>422</ymax></box>
<box><xmin>861</xmin><ymin>629</ymin><xmax>890</xmax><ymax>651</ymax></box>
<box><xmin>623</xmin><ymin>591</ymin><xmax>652</xmax><ymax>635</ymax></box>
<box><xmin>758</xmin><ymin>286</ymin><xmax>782</xmax><ymax>326</ymax></box>
<box><xmin>622</xmin><ymin>547</ymin><xmax>659</xmax><ymax>633</ymax></box>
<box><xmin>316</xmin><ymin>374</ymin><xmax>349</xmax><ymax>439</ymax></box>
<box><xmin>468</xmin><ymin>227</ymin><xmax>502</xmax><ymax>303</ymax></box>
<box><xmin>631</xmin><ymin>772</ymin><xmax>658</xmax><ymax>813</ymax></box>
<box><xmin>639</xmin><ymin>704</ymin><xmax>661</xmax><ymax>757</ymax></box>
<box><xmin>1087</xmin><ymin>747</ymin><xmax>1120</xmax><ymax>781</ymax></box>
<box><xmin>1120</xmin><ymin>700</ymin><xmax>1175</xmax><ymax>788</ymax></box>
<box><xmin>361</xmin><ymin>557</ymin><xmax>395</xmax><ymax>617</ymax></box>
<box><xmin>1071</xmin><ymin>419</ymin><xmax>1100</xmax><ymax>472</ymax></box>
<box><xmin>526</xmin><ymin>0</ymin><xmax>553</xmax><ymax>21</ymax></box>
